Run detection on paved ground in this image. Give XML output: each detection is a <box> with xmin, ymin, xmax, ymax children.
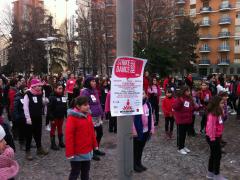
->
<box><xmin>14</xmin><ymin>114</ymin><xmax>240</xmax><ymax>180</ymax></box>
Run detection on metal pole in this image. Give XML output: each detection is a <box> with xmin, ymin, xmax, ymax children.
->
<box><xmin>116</xmin><ymin>0</ymin><xmax>133</xmax><ymax>180</ymax></box>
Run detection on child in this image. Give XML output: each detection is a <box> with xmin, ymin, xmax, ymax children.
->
<box><xmin>173</xmin><ymin>86</ymin><xmax>195</xmax><ymax>155</ymax></box>
<box><xmin>147</xmin><ymin>77</ymin><xmax>161</xmax><ymax>126</ymax></box>
<box><xmin>199</xmin><ymin>82</ymin><xmax>212</xmax><ymax>134</ymax></box>
<box><xmin>23</xmin><ymin>79</ymin><xmax>48</xmax><ymax>160</ymax></box>
<box><xmin>13</xmin><ymin>85</ymin><xmax>28</xmax><ymax>150</ymax></box>
<box><xmin>105</xmin><ymin>90</ymin><xmax>117</xmax><ymax>133</ymax></box>
<box><xmin>47</xmin><ymin>84</ymin><xmax>67</xmax><ymax>151</ymax></box>
<box><xmin>162</xmin><ymin>89</ymin><xmax>175</xmax><ymax>139</ymax></box>
<box><xmin>65</xmin><ymin>96</ymin><xmax>98</xmax><ymax>180</ymax></box>
<box><xmin>205</xmin><ymin>96</ymin><xmax>227</xmax><ymax>180</ymax></box>
<box><xmin>0</xmin><ymin>125</ymin><xmax>19</xmax><ymax>180</ymax></box>
<box><xmin>66</xmin><ymin>73</ymin><xmax>76</xmax><ymax>106</ymax></box>
<box><xmin>133</xmin><ymin>91</ymin><xmax>154</xmax><ymax>173</ymax></box>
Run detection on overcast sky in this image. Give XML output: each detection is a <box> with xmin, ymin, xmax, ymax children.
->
<box><xmin>0</xmin><ymin>0</ymin><xmax>77</xmax><ymax>34</ymax></box>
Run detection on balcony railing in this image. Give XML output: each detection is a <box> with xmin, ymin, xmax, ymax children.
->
<box><xmin>200</xmin><ymin>20</ymin><xmax>211</xmax><ymax>27</ymax></box>
<box><xmin>219</xmin><ymin>17</ymin><xmax>231</xmax><ymax>25</ymax></box>
<box><xmin>218</xmin><ymin>59</ymin><xmax>230</xmax><ymax>65</ymax></box>
<box><xmin>199</xmin><ymin>34</ymin><xmax>213</xmax><ymax>40</ymax></box>
<box><xmin>200</xmin><ymin>7</ymin><xmax>212</xmax><ymax>14</ymax></box>
<box><xmin>218</xmin><ymin>32</ymin><xmax>231</xmax><ymax>38</ymax></box>
<box><xmin>199</xmin><ymin>46</ymin><xmax>211</xmax><ymax>52</ymax></box>
<box><xmin>176</xmin><ymin>0</ymin><xmax>185</xmax><ymax>5</ymax></box>
<box><xmin>219</xmin><ymin>4</ymin><xmax>232</xmax><ymax>11</ymax></box>
<box><xmin>199</xmin><ymin>59</ymin><xmax>210</xmax><ymax>65</ymax></box>
<box><xmin>218</xmin><ymin>45</ymin><xmax>230</xmax><ymax>52</ymax></box>
<box><xmin>175</xmin><ymin>11</ymin><xmax>186</xmax><ymax>17</ymax></box>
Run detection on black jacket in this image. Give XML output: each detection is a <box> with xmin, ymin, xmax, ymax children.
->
<box><xmin>47</xmin><ymin>93</ymin><xmax>67</xmax><ymax>120</ymax></box>
<box><xmin>13</xmin><ymin>92</ymin><xmax>25</xmax><ymax>121</ymax></box>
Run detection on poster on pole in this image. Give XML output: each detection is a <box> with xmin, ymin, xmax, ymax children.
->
<box><xmin>110</xmin><ymin>56</ymin><xmax>147</xmax><ymax>117</ymax></box>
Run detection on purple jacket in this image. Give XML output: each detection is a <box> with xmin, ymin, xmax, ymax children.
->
<box><xmin>80</xmin><ymin>88</ymin><xmax>103</xmax><ymax>117</ymax></box>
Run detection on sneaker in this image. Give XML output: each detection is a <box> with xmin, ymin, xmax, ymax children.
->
<box><xmin>25</xmin><ymin>151</ymin><xmax>33</xmax><ymax>161</ymax></box>
<box><xmin>178</xmin><ymin>149</ymin><xmax>187</xmax><ymax>155</ymax></box>
<box><xmin>140</xmin><ymin>164</ymin><xmax>147</xmax><ymax>171</ymax></box>
<box><xmin>206</xmin><ymin>171</ymin><xmax>214</xmax><ymax>179</ymax></box>
<box><xmin>37</xmin><ymin>147</ymin><xmax>49</xmax><ymax>156</ymax></box>
<box><xmin>184</xmin><ymin>147</ymin><xmax>191</xmax><ymax>153</ymax></box>
<box><xmin>92</xmin><ymin>154</ymin><xmax>101</xmax><ymax>161</ymax></box>
<box><xmin>94</xmin><ymin>150</ymin><xmax>105</xmax><ymax>156</ymax></box>
<box><xmin>134</xmin><ymin>165</ymin><xmax>144</xmax><ymax>173</ymax></box>
<box><xmin>230</xmin><ymin>111</ymin><xmax>237</xmax><ymax>115</ymax></box>
<box><xmin>45</xmin><ymin>124</ymin><xmax>51</xmax><ymax>131</ymax></box>
<box><xmin>213</xmin><ymin>174</ymin><xmax>228</xmax><ymax>180</ymax></box>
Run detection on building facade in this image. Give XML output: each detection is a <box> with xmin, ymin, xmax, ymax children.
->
<box><xmin>176</xmin><ymin>0</ymin><xmax>240</xmax><ymax>76</ymax></box>
<box><xmin>0</xmin><ymin>35</ymin><xmax>9</xmax><ymax>68</ymax></box>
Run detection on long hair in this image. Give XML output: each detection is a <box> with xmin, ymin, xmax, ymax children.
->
<box><xmin>176</xmin><ymin>85</ymin><xmax>190</xmax><ymax>98</ymax></box>
<box><xmin>207</xmin><ymin>96</ymin><xmax>223</xmax><ymax>116</ymax></box>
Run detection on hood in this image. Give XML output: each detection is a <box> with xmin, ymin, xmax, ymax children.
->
<box><xmin>84</xmin><ymin>75</ymin><xmax>95</xmax><ymax>89</ymax></box>
<box><xmin>67</xmin><ymin>109</ymin><xmax>88</xmax><ymax>118</ymax></box>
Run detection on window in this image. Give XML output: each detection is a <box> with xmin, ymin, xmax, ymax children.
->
<box><xmin>223</xmin><ymin>68</ymin><xmax>227</xmax><ymax>74</ymax></box>
<box><xmin>209</xmin><ymin>68</ymin><xmax>213</xmax><ymax>74</ymax></box>
<box><xmin>237</xmin><ymin>12</ymin><xmax>240</xmax><ymax>19</ymax></box>
<box><xmin>190</xmin><ymin>8</ymin><xmax>196</xmax><ymax>17</ymax></box>
<box><xmin>216</xmin><ymin>68</ymin><xmax>220</xmax><ymax>73</ymax></box>
<box><xmin>237</xmin><ymin>0</ymin><xmax>240</xmax><ymax>8</ymax></box>
<box><xmin>230</xmin><ymin>67</ymin><xmax>234</xmax><ymax>74</ymax></box>
<box><xmin>236</xmin><ymin>26</ymin><xmax>240</xmax><ymax>33</ymax></box>
<box><xmin>221</xmin><ymin>28</ymin><xmax>228</xmax><ymax>32</ymax></box>
<box><xmin>237</xmin><ymin>68</ymin><xmax>240</xmax><ymax>74</ymax></box>
<box><xmin>236</xmin><ymin>40</ymin><xmax>240</xmax><ymax>46</ymax></box>
<box><xmin>199</xmin><ymin>68</ymin><xmax>208</xmax><ymax>76</ymax></box>
<box><xmin>203</xmin><ymin>1</ymin><xmax>209</xmax><ymax>7</ymax></box>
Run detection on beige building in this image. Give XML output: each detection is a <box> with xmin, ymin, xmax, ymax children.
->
<box><xmin>0</xmin><ymin>35</ymin><xmax>9</xmax><ymax>67</ymax></box>
<box><xmin>176</xmin><ymin>0</ymin><xmax>240</xmax><ymax>76</ymax></box>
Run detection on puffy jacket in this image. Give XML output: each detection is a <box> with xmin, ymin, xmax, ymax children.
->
<box><xmin>162</xmin><ymin>97</ymin><xmax>175</xmax><ymax>117</ymax></box>
<box><xmin>206</xmin><ymin>113</ymin><xmax>224</xmax><ymax>141</ymax></box>
<box><xmin>13</xmin><ymin>92</ymin><xmax>25</xmax><ymax>121</ymax></box>
<box><xmin>80</xmin><ymin>88</ymin><xmax>103</xmax><ymax>117</ymax></box>
<box><xmin>173</xmin><ymin>96</ymin><xmax>195</xmax><ymax>124</ymax></box>
<box><xmin>65</xmin><ymin>109</ymin><xmax>98</xmax><ymax>158</ymax></box>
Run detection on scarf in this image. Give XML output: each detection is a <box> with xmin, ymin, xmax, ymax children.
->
<box><xmin>133</xmin><ymin>98</ymin><xmax>152</xmax><ymax>141</ymax></box>
<box><xmin>30</xmin><ymin>88</ymin><xmax>42</xmax><ymax>95</ymax></box>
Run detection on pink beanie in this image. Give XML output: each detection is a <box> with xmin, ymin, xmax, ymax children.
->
<box><xmin>30</xmin><ymin>79</ymin><xmax>43</xmax><ymax>88</ymax></box>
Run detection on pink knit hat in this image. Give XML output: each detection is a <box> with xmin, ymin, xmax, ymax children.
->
<box><xmin>30</xmin><ymin>79</ymin><xmax>43</xmax><ymax>88</ymax></box>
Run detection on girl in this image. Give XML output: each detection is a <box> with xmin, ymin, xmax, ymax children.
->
<box><xmin>0</xmin><ymin>125</ymin><xmax>19</xmax><ymax>180</ymax></box>
<box><xmin>66</xmin><ymin>73</ymin><xmax>76</xmax><ymax>106</ymax></box>
<box><xmin>105</xmin><ymin>90</ymin><xmax>117</xmax><ymax>133</ymax></box>
<box><xmin>65</xmin><ymin>96</ymin><xmax>98</xmax><ymax>180</ymax></box>
<box><xmin>147</xmin><ymin>77</ymin><xmax>161</xmax><ymax>126</ymax></box>
<box><xmin>162</xmin><ymin>89</ymin><xmax>175</xmax><ymax>139</ymax></box>
<box><xmin>80</xmin><ymin>76</ymin><xmax>105</xmax><ymax>161</ymax></box>
<box><xmin>133</xmin><ymin>91</ymin><xmax>154</xmax><ymax>172</ymax></box>
<box><xmin>13</xmin><ymin>85</ymin><xmax>28</xmax><ymax>150</ymax></box>
<box><xmin>100</xmin><ymin>79</ymin><xmax>110</xmax><ymax>118</ymax></box>
<box><xmin>23</xmin><ymin>79</ymin><xmax>48</xmax><ymax>160</ymax></box>
<box><xmin>199</xmin><ymin>82</ymin><xmax>212</xmax><ymax>134</ymax></box>
<box><xmin>173</xmin><ymin>86</ymin><xmax>195</xmax><ymax>155</ymax></box>
<box><xmin>205</xmin><ymin>96</ymin><xmax>227</xmax><ymax>180</ymax></box>
<box><xmin>47</xmin><ymin>84</ymin><xmax>67</xmax><ymax>151</ymax></box>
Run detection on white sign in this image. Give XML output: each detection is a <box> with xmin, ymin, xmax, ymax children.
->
<box><xmin>110</xmin><ymin>56</ymin><xmax>147</xmax><ymax>117</ymax></box>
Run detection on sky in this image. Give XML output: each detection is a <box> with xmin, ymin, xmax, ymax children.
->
<box><xmin>0</xmin><ymin>0</ymin><xmax>77</xmax><ymax>33</ymax></box>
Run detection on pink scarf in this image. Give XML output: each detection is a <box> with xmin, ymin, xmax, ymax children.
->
<box><xmin>30</xmin><ymin>88</ymin><xmax>42</xmax><ymax>95</ymax></box>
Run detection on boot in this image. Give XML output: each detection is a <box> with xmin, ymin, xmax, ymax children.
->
<box><xmin>92</xmin><ymin>153</ymin><xmax>101</xmax><ymax>161</ymax></box>
<box><xmin>37</xmin><ymin>147</ymin><xmax>49</xmax><ymax>156</ymax></box>
<box><xmin>58</xmin><ymin>134</ymin><xmax>65</xmax><ymax>148</ymax></box>
<box><xmin>51</xmin><ymin>136</ymin><xmax>59</xmax><ymax>151</ymax></box>
<box><xmin>25</xmin><ymin>151</ymin><xmax>33</xmax><ymax>161</ymax></box>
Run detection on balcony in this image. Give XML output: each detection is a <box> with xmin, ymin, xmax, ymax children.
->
<box><xmin>219</xmin><ymin>4</ymin><xmax>232</xmax><ymax>11</ymax></box>
<box><xmin>199</xmin><ymin>34</ymin><xmax>213</xmax><ymax>40</ymax></box>
<box><xmin>176</xmin><ymin>0</ymin><xmax>185</xmax><ymax>5</ymax></box>
<box><xmin>200</xmin><ymin>7</ymin><xmax>212</xmax><ymax>14</ymax></box>
<box><xmin>199</xmin><ymin>46</ymin><xmax>211</xmax><ymax>53</ymax></box>
<box><xmin>175</xmin><ymin>11</ymin><xmax>186</xmax><ymax>17</ymax></box>
<box><xmin>218</xmin><ymin>45</ymin><xmax>230</xmax><ymax>52</ymax></box>
<box><xmin>199</xmin><ymin>59</ymin><xmax>210</xmax><ymax>65</ymax></box>
<box><xmin>200</xmin><ymin>20</ymin><xmax>211</xmax><ymax>27</ymax></box>
<box><xmin>219</xmin><ymin>17</ymin><xmax>231</xmax><ymax>25</ymax></box>
<box><xmin>218</xmin><ymin>59</ymin><xmax>230</xmax><ymax>65</ymax></box>
<box><xmin>218</xmin><ymin>32</ymin><xmax>231</xmax><ymax>39</ymax></box>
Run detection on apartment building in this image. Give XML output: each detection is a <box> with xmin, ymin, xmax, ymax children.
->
<box><xmin>0</xmin><ymin>35</ymin><xmax>9</xmax><ymax>68</ymax></box>
<box><xmin>176</xmin><ymin>0</ymin><xmax>240</xmax><ymax>76</ymax></box>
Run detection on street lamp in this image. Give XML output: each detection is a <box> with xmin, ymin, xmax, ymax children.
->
<box><xmin>36</xmin><ymin>37</ymin><xmax>58</xmax><ymax>74</ymax></box>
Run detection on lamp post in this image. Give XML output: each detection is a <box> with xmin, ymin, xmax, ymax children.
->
<box><xmin>36</xmin><ymin>37</ymin><xmax>58</xmax><ymax>74</ymax></box>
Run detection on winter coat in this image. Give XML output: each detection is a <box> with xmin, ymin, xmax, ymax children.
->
<box><xmin>8</xmin><ymin>87</ymin><xmax>17</xmax><ymax>114</ymax></box>
<box><xmin>206</xmin><ymin>113</ymin><xmax>224</xmax><ymax>141</ymax></box>
<box><xmin>13</xmin><ymin>92</ymin><xmax>25</xmax><ymax>121</ymax></box>
<box><xmin>162</xmin><ymin>97</ymin><xmax>175</xmax><ymax>117</ymax></box>
<box><xmin>80</xmin><ymin>88</ymin><xmax>103</xmax><ymax>117</ymax></box>
<box><xmin>66</xmin><ymin>79</ymin><xmax>76</xmax><ymax>94</ymax></box>
<box><xmin>65</xmin><ymin>109</ymin><xmax>98</xmax><ymax>158</ymax></box>
<box><xmin>105</xmin><ymin>91</ymin><xmax>111</xmax><ymax>113</ymax></box>
<box><xmin>173</xmin><ymin>96</ymin><xmax>195</xmax><ymax>125</ymax></box>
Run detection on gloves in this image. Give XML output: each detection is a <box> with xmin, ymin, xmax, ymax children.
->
<box><xmin>26</xmin><ymin>118</ymin><xmax>32</xmax><ymax>125</ymax></box>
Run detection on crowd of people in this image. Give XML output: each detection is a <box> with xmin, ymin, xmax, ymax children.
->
<box><xmin>0</xmin><ymin>71</ymin><xmax>239</xmax><ymax>180</ymax></box>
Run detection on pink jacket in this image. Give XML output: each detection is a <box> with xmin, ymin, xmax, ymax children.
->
<box><xmin>66</xmin><ymin>79</ymin><xmax>76</xmax><ymax>94</ymax></box>
<box><xmin>206</xmin><ymin>113</ymin><xmax>224</xmax><ymax>141</ymax></box>
<box><xmin>0</xmin><ymin>147</ymin><xmax>19</xmax><ymax>180</ymax></box>
<box><xmin>132</xmin><ymin>103</ymin><xmax>154</xmax><ymax>136</ymax></box>
<box><xmin>105</xmin><ymin>91</ymin><xmax>111</xmax><ymax>113</ymax></box>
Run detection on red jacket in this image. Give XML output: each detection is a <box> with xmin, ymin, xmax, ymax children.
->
<box><xmin>65</xmin><ymin>109</ymin><xmax>98</xmax><ymax>158</ymax></box>
<box><xmin>162</xmin><ymin>97</ymin><xmax>175</xmax><ymax>117</ymax></box>
<box><xmin>173</xmin><ymin>96</ymin><xmax>195</xmax><ymax>124</ymax></box>
<box><xmin>66</xmin><ymin>79</ymin><xmax>76</xmax><ymax>94</ymax></box>
<box><xmin>143</xmin><ymin>76</ymin><xmax>149</xmax><ymax>93</ymax></box>
<box><xmin>206</xmin><ymin>113</ymin><xmax>224</xmax><ymax>141</ymax></box>
<box><xmin>199</xmin><ymin>89</ymin><xmax>212</xmax><ymax>104</ymax></box>
<box><xmin>8</xmin><ymin>87</ymin><xmax>17</xmax><ymax>113</ymax></box>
